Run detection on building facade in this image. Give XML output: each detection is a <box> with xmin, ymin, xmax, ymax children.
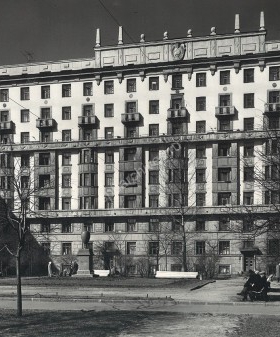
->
<box><xmin>1</xmin><ymin>12</ymin><xmax>280</xmax><ymax>276</ymax></box>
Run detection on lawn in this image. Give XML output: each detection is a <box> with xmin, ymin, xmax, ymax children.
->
<box><xmin>0</xmin><ymin>276</ymin><xmax>205</xmax><ymax>289</ymax></box>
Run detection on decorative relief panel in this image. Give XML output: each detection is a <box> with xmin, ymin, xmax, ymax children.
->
<box><xmin>194</xmin><ymin>48</ymin><xmax>208</xmax><ymax>57</ymax></box>
<box><xmin>242</xmin><ymin>43</ymin><xmax>256</xmax><ymax>53</ymax></box>
<box><xmin>125</xmin><ymin>54</ymin><xmax>138</xmax><ymax>63</ymax></box>
<box><xmin>103</xmin><ymin>56</ymin><xmax>115</xmax><ymax>65</ymax></box>
<box><xmin>148</xmin><ymin>52</ymin><xmax>161</xmax><ymax>61</ymax></box>
<box><xmin>218</xmin><ymin>46</ymin><xmax>232</xmax><ymax>55</ymax></box>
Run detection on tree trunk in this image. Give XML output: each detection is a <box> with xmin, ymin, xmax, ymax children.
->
<box><xmin>182</xmin><ymin>215</ymin><xmax>187</xmax><ymax>271</ymax></box>
<box><xmin>16</xmin><ymin>252</ymin><xmax>22</xmax><ymax>317</ymax></box>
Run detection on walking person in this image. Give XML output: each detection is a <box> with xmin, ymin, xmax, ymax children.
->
<box><xmin>276</xmin><ymin>263</ymin><xmax>280</xmax><ymax>282</ymax></box>
<box><xmin>48</xmin><ymin>261</ymin><xmax>52</xmax><ymax>277</ymax></box>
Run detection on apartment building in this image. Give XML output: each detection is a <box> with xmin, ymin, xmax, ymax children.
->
<box><xmin>0</xmin><ymin>12</ymin><xmax>280</xmax><ymax>276</ymax></box>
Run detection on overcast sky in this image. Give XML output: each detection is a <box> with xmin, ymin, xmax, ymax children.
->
<box><xmin>1</xmin><ymin>0</ymin><xmax>280</xmax><ymax>66</ymax></box>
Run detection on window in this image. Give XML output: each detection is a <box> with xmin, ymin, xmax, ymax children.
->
<box><xmin>196</xmin><ymin>241</ymin><xmax>205</xmax><ymax>255</ymax></box>
<box><xmin>243</xmin><ymin>192</ymin><xmax>254</xmax><ymax>205</ymax></box>
<box><xmin>62</xmin><ymin>242</ymin><xmax>72</xmax><ymax>255</ymax></box>
<box><xmin>149</xmin><ymin>195</ymin><xmax>159</xmax><ymax>207</ymax></box>
<box><xmin>243</xmin><ymin>240</ymin><xmax>254</xmax><ymax>249</ymax></box>
<box><xmin>269</xmin><ymin>67</ymin><xmax>280</xmax><ymax>81</ymax></box>
<box><xmin>218</xmin><ymin>168</ymin><xmax>231</xmax><ymax>182</ymax></box>
<box><xmin>149</xmin><ymin>100</ymin><xmax>159</xmax><ymax>114</ymax></box>
<box><xmin>149</xmin><ymin>170</ymin><xmax>159</xmax><ymax>184</ymax></box>
<box><xmin>62</xmin><ymin>198</ymin><xmax>71</xmax><ymax>210</ymax></box>
<box><xmin>105</xmin><ymin>127</ymin><xmax>114</xmax><ymax>139</ymax></box>
<box><xmin>149</xmin><ymin>241</ymin><xmax>159</xmax><ymax>255</ymax></box>
<box><xmin>219</xmin><ymin>218</ymin><xmax>230</xmax><ymax>231</ymax></box>
<box><xmin>126</xmin><ymin>101</ymin><xmax>137</xmax><ymax>113</ymax></box>
<box><xmin>196</xmin><ymin>73</ymin><xmax>206</xmax><ymax>87</ymax></box>
<box><xmin>82</xmin><ymin>104</ymin><xmax>93</xmax><ymax>116</ymax></box>
<box><xmin>21</xmin><ymin>154</ymin><xmax>30</xmax><ymax>168</ymax></box>
<box><xmin>21</xmin><ymin>176</ymin><xmax>29</xmax><ymax>189</ymax></box>
<box><xmin>149</xmin><ymin>147</ymin><xmax>159</xmax><ymax>161</ymax></box>
<box><xmin>124</xmin><ymin>147</ymin><xmax>136</xmax><ymax>161</ymax></box>
<box><xmin>220</xmin><ymin>70</ymin><xmax>230</xmax><ymax>85</ymax></box>
<box><xmin>219</xmin><ymin>94</ymin><xmax>231</xmax><ymax>106</ymax></box>
<box><xmin>196</xmin><ymin>121</ymin><xmax>206</xmax><ymax>133</ymax></box>
<box><xmin>20</xmin><ymin>87</ymin><xmax>29</xmax><ymax>100</ymax></box>
<box><xmin>243</xmin><ymin>219</ymin><xmax>254</xmax><ymax>232</ymax></box>
<box><xmin>0</xmin><ymin>89</ymin><xmax>9</xmax><ymax>102</ymax></box>
<box><xmin>196</xmin><ymin>145</ymin><xmax>206</xmax><ymax>158</ymax></box>
<box><xmin>41</xmin><ymin>222</ymin><xmax>50</xmax><ymax>233</ymax></box>
<box><xmin>171</xmin><ymin>97</ymin><xmax>183</xmax><ymax>109</ymax></box>
<box><xmin>39</xmin><ymin>174</ymin><xmax>50</xmax><ymax>188</ymax></box>
<box><xmin>105</xmin><ymin>221</ymin><xmax>114</xmax><ymax>232</ymax></box>
<box><xmin>268</xmin><ymin>117</ymin><xmax>280</xmax><ymax>130</ymax></box>
<box><xmin>79</xmin><ymin>173</ymin><xmax>93</xmax><ymax>187</ymax></box>
<box><xmin>104</xmin><ymin>104</ymin><xmax>114</xmax><ymax>117</ymax></box>
<box><xmin>149</xmin><ymin>77</ymin><xmax>159</xmax><ymax>90</ymax></box>
<box><xmin>244</xmin><ymin>93</ymin><xmax>254</xmax><ymax>108</ymax></box>
<box><xmin>39</xmin><ymin>197</ymin><xmax>51</xmax><ymax>210</ymax></box>
<box><xmin>21</xmin><ymin>132</ymin><xmax>29</xmax><ymax>143</ymax></box>
<box><xmin>244</xmin><ymin>118</ymin><xmax>254</xmax><ymax>131</ymax></box>
<box><xmin>41</xmin><ymin>242</ymin><xmax>51</xmax><ymax>255</ymax></box>
<box><xmin>20</xmin><ymin>109</ymin><xmax>30</xmax><ymax>123</ymax></box>
<box><xmin>39</xmin><ymin>153</ymin><xmax>50</xmax><ymax>166</ymax></box>
<box><xmin>105</xmin><ymin>196</ymin><xmax>114</xmax><ymax>209</ymax></box>
<box><xmin>149</xmin><ymin>218</ymin><xmax>159</xmax><ymax>232</ymax></box>
<box><xmin>127</xmin><ymin>78</ymin><xmax>136</xmax><ymax>92</ymax></box>
<box><xmin>242</xmin><ymin>143</ymin><xmax>253</xmax><ymax>159</ymax></box>
<box><xmin>172</xmin><ymin>218</ymin><xmax>181</xmax><ymax>232</ymax></box>
<box><xmin>0</xmin><ymin>110</ymin><xmax>9</xmax><ymax>122</ymax></box>
<box><xmin>105</xmin><ymin>173</ymin><xmax>114</xmax><ymax>187</ymax></box>
<box><xmin>80</xmin><ymin>197</ymin><xmax>95</xmax><ymax>209</ymax></box>
<box><xmin>149</xmin><ymin>124</ymin><xmax>159</xmax><ymax>136</ymax></box>
<box><xmin>62</xmin><ymin>153</ymin><xmax>71</xmax><ymax>166</ymax></box>
<box><xmin>62</xmin><ymin>84</ymin><xmax>71</xmax><ymax>97</ymax></box>
<box><xmin>218</xmin><ymin>119</ymin><xmax>231</xmax><ymax>131</ymax></box>
<box><xmin>127</xmin><ymin>126</ymin><xmax>137</xmax><ymax>138</ymax></box>
<box><xmin>218</xmin><ymin>143</ymin><xmax>231</xmax><ymax>156</ymax></box>
<box><xmin>41</xmin><ymin>107</ymin><xmax>51</xmax><ymax>119</ymax></box>
<box><xmin>41</xmin><ymin>86</ymin><xmax>50</xmax><ymax>99</ymax></box>
<box><xmin>104</xmin><ymin>80</ymin><xmax>114</xmax><ymax>94</ymax></box>
<box><xmin>62</xmin><ymin>107</ymin><xmax>71</xmax><ymax>120</ymax></box>
<box><xmin>127</xmin><ymin>242</ymin><xmax>136</xmax><ymax>255</ymax></box>
<box><xmin>196</xmin><ymin>169</ymin><xmax>206</xmax><ymax>183</ymax></box>
<box><xmin>62</xmin><ymin>174</ymin><xmax>71</xmax><ymax>188</ymax></box>
<box><xmin>268</xmin><ymin>239</ymin><xmax>280</xmax><ymax>255</ymax></box>
<box><xmin>219</xmin><ymin>241</ymin><xmax>230</xmax><ymax>255</ymax></box>
<box><xmin>41</xmin><ymin>131</ymin><xmax>52</xmax><ymax>143</ymax></box>
<box><xmin>171</xmin><ymin>241</ymin><xmax>182</xmax><ymax>255</ymax></box>
<box><xmin>83</xmin><ymin>222</ymin><xmax>93</xmax><ymax>232</ymax></box>
<box><xmin>244</xmin><ymin>69</ymin><xmax>254</xmax><ymax>83</ymax></box>
<box><xmin>218</xmin><ymin>192</ymin><xmax>231</xmax><ymax>205</ymax></box>
<box><xmin>127</xmin><ymin>219</ymin><xmax>137</xmax><ymax>232</ymax></box>
<box><xmin>244</xmin><ymin>166</ymin><xmax>254</xmax><ymax>182</ymax></box>
<box><xmin>62</xmin><ymin>130</ymin><xmax>71</xmax><ymax>141</ymax></box>
<box><xmin>171</xmin><ymin>122</ymin><xmax>183</xmax><ymax>135</ymax></box>
<box><xmin>196</xmin><ymin>220</ymin><xmax>205</xmax><ymax>231</ymax></box>
<box><xmin>196</xmin><ymin>97</ymin><xmax>206</xmax><ymax>111</ymax></box>
<box><xmin>124</xmin><ymin>195</ymin><xmax>137</xmax><ymax>208</ymax></box>
<box><xmin>62</xmin><ymin>222</ymin><xmax>72</xmax><ymax>233</ymax></box>
<box><xmin>105</xmin><ymin>150</ymin><xmax>114</xmax><ymax>163</ymax></box>
<box><xmin>172</xmin><ymin>74</ymin><xmax>183</xmax><ymax>89</ymax></box>
<box><xmin>124</xmin><ymin>171</ymin><xmax>137</xmax><ymax>186</ymax></box>
<box><xmin>83</xmin><ymin>82</ymin><xmax>92</xmax><ymax>96</ymax></box>
<box><xmin>196</xmin><ymin>193</ymin><xmax>205</xmax><ymax>206</ymax></box>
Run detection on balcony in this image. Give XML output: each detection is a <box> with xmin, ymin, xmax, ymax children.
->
<box><xmin>36</xmin><ymin>118</ymin><xmax>56</xmax><ymax>129</ymax></box>
<box><xmin>0</xmin><ymin>121</ymin><xmax>15</xmax><ymax>133</ymax></box>
<box><xmin>264</xmin><ymin>103</ymin><xmax>280</xmax><ymax>114</ymax></box>
<box><xmin>215</xmin><ymin>106</ymin><xmax>236</xmax><ymax>116</ymax></box>
<box><xmin>78</xmin><ymin>116</ymin><xmax>98</xmax><ymax>127</ymax></box>
<box><xmin>167</xmin><ymin>107</ymin><xmax>188</xmax><ymax>120</ymax></box>
<box><xmin>121</xmin><ymin>112</ymin><xmax>142</xmax><ymax>124</ymax></box>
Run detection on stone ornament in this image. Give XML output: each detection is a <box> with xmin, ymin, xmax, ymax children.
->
<box><xmin>171</xmin><ymin>43</ymin><xmax>185</xmax><ymax>61</ymax></box>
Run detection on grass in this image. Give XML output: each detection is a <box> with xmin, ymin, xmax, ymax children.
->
<box><xmin>0</xmin><ymin>276</ymin><xmax>205</xmax><ymax>289</ymax></box>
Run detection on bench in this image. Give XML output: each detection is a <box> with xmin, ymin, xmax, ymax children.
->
<box><xmin>93</xmin><ymin>270</ymin><xmax>110</xmax><ymax>277</ymax></box>
<box><xmin>155</xmin><ymin>271</ymin><xmax>199</xmax><ymax>279</ymax></box>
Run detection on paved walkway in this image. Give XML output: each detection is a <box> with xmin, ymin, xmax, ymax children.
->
<box><xmin>0</xmin><ymin>278</ymin><xmax>280</xmax><ymax>315</ymax></box>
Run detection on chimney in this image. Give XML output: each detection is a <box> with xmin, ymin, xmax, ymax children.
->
<box><xmin>234</xmin><ymin>14</ymin><xmax>240</xmax><ymax>33</ymax></box>
<box><xmin>95</xmin><ymin>28</ymin><xmax>100</xmax><ymax>47</ymax></box>
<box><xmin>260</xmin><ymin>11</ymin><xmax>265</xmax><ymax>31</ymax></box>
<box><xmin>118</xmin><ymin>26</ymin><xmax>123</xmax><ymax>45</ymax></box>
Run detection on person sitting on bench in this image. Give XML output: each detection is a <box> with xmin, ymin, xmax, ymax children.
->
<box><xmin>237</xmin><ymin>270</ymin><xmax>262</xmax><ymax>301</ymax></box>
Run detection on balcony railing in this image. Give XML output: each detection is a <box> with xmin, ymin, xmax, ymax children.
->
<box><xmin>78</xmin><ymin>116</ymin><xmax>98</xmax><ymax>126</ymax></box>
<box><xmin>121</xmin><ymin>112</ymin><xmax>141</xmax><ymax>124</ymax></box>
<box><xmin>264</xmin><ymin>103</ymin><xmax>280</xmax><ymax>113</ymax></box>
<box><xmin>36</xmin><ymin>118</ymin><xmax>56</xmax><ymax>129</ymax></box>
<box><xmin>215</xmin><ymin>106</ymin><xmax>236</xmax><ymax>116</ymax></box>
<box><xmin>167</xmin><ymin>107</ymin><xmax>188</xmax><ymax>119</ymax></box>
<box><xmin>0</xmin><ymin>121</ymin><xmax>15</xmax><ymax>133</ymax></box>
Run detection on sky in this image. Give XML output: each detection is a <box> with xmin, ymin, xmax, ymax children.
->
<box><xmin>1</xmin><ymin>0</ymin><xmax>280</xmax><ymax>66</ymax></box>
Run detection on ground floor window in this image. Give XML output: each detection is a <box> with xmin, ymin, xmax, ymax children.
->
<box><xmin>219</xmin><ymin>265</ymin><xmax>231</xmax><ymax>274</ymax></box>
